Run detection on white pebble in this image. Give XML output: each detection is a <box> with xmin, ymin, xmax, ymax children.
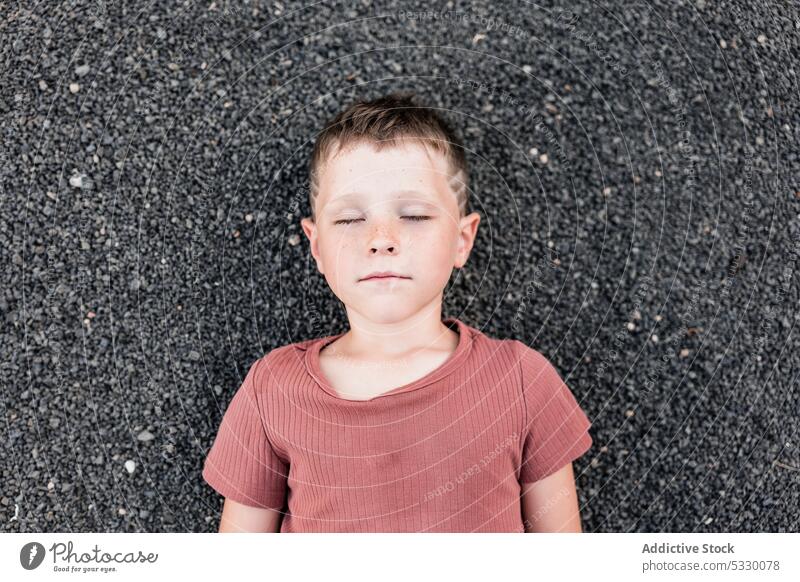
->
<box><xmin>124</xmin><ymin>460</ymin><xmax>136</xmax><ymax>474</ymax></box>
<box><xmin>69</xmin><ymin>173</ymin><xmax>86</xmax><ymax>188</ymax></box>
<box><xmin>69</xmin><ymin>83</ymin><xmax>80</xmax><ymax>93</ymax></box>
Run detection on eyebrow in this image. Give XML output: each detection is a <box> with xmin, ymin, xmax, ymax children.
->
<box><xmin>323</xmin><ymin>190</ymin><xmax>438</xmax><ymax>212</ymax></box>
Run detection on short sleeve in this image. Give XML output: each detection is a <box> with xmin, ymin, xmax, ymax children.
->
<box><xmin>514</xmin><ymin>341</ymin><xmax>593</xmax><ymax>483</ymax></box>
<box><xmin>202</xmin><ymin>358</ymin><xmax>289</xmax><ymax>510</ymax></box>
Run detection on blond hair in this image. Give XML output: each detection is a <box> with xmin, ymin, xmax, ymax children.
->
<box><xmin>308</xmin><ymin>92</ymin><xmax>469</xmax><ymax>221</ymax></box>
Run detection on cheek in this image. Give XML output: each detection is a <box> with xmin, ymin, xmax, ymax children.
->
<box><xmin>409</xmin><ymin>228</ymin><xmax>456</xmax><ymax>265</ymax></box>
<box><xmin>320</xmin><ymin>235</ymin><xmax>356</xmax><ymax>272</ymax></box>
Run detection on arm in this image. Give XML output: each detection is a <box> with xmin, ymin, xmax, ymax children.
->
<box><xmin>218</xmin><ymin>498</ymin><xmax>283</xmax><ymax>533</ymax></box>
<box><xmin>520</xmin><ymin>462</ymin><xmax>584</xmax><ymax>533</ymax></box>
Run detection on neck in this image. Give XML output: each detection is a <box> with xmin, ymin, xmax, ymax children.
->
<box><xmin>334</xmin><ymin>298</ymin><xmax>457</xmax><ymax>359</ymax></box>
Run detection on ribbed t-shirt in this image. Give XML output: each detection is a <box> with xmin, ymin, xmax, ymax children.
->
<box><xmin>202</xmin><ymin>317</ymin><xmax>593</xmax><ymax>532</ymax></box>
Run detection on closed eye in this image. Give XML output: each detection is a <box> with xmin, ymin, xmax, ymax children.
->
<box><xmin>333</xmin><ymin>216</ymin><xmax>432</xmax><ymax>225</ymax></box>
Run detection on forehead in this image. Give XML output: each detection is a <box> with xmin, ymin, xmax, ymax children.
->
<box><xmin>317</xmin><ymin>140</ymin><xmax>456</xmax><ymax>211</ymax></box>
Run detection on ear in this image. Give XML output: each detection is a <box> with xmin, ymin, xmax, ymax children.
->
<box><xmin>300</xmin><ymin>216</ymin><xmax>325</xmax><ymax>275</ymax></box>
<box><xmin>453</xmin><ymin>211</ymin><xmax>481</xmax><ymax>269</ymax></box>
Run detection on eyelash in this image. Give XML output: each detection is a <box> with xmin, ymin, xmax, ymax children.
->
<box><xmin>334</xmin><ymin>216</ymin><xmax>432</xmax><ymax>225</ymax></box>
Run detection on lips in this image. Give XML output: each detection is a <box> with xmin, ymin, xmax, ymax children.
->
<box><xmin>359</xmin><ymin>271</ymin><xmax>411</xmax><ymax>282</ymax></box>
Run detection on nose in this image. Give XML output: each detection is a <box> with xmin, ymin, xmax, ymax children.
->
<box><xmin>368</xmin><ymin>222</ymin><xmax>399</xmax><ymax>255</ymax></box>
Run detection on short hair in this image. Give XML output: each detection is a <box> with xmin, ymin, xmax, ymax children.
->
<box><xmin>308</xmin><ymin>92</ymin><xmax>469</xmax><ymax>221</ymax></box>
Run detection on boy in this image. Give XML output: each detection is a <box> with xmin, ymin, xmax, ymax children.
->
<box><xmin>202</xmin><ymin>92</ymin><xmax>593</xmax><ymax>533</ymax></box>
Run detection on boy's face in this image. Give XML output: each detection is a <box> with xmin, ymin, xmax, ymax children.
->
<box><xmin>301</xmin><ymin>140</ymin><xmax>480</xmax><ymax>324</ymax></box>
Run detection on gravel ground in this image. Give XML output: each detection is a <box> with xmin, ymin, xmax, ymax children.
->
<box><xmin>1</xmin><ymin>0</ymin><xmax>798</xmax><ymax>532</ymax></box>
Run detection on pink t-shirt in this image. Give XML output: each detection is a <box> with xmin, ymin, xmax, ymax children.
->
<box><xmin>202</xmin><ymin>317</ymin><xmax>593</xmax><ymax>532</ymax></box>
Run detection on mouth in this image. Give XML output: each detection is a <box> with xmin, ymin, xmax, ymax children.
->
<box><xmin>358</xmin><ymin>272</ymin><xmax>412</xmax><ymax>282</ymax></box>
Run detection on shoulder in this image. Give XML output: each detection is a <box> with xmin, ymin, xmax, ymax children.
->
<box><xmin>507</xmin><ymin>339</ymin><xmax>555</xmax><ymax>373</ymax></box>
<box><xmin>462</xmin><ymin>327</ymin><xmax>543</xmax><ymax>379</ymax></box>
<box><xmin>505</xmin><ymin>339</ymin><xmax>572</xmax><ymax>399</ymax></box>
<box><xmin>246</xmin><ymin>339</ymin><xmax>314</xmax><ymax>393</ymax></box>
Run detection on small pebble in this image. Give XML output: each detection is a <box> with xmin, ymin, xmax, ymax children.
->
<box><xmin>137</xmin><ymin>430</ymin><xmax>155</xmax><ymax>442</ymax></box>
<box><xmin>680</xmin><ymin>348</ymin><xmax>690</xmax><ymax>357</ymax></box>
<box><xmin>69</xmin><ymin>83</ymin><xmax>80</xmax><ymax>93</ymax></box>
<box><xmin>69</xmin><ymin>173</ymin><xmax>86</xmax><ymax>188</ymax></box>
<box><xmin>757</xmin><ymin>34</ymin><xmax>767</xmax><ymax>44</ymax></box>
<box><xmin>539</xmin><ymin>153</ymin><xmax>549</xmax><ymax>164</ymax></box>
<box><xmin>38</xmin><ymin>79</ymin><xmax>48</xmax><ymax>90</ymax></box>
<box><xmin>627</xmin><ymin>322</ymin><xmax>635</xmax><ymax>331</ymax></box>
<box><xmin>124</xmin><ymin>460</ymin><xmax>136</xmax><ymax>474</ymax></box>
<box><xmin>651</xmin><ymin>334</ymin><xmax>659</xmax><ymax>343</ymax></box>
<box><xmin>602</xmin><ymin>187</ymin><xmax>612</xmax><ymax>196</ymax></box>
<box><xmin>75</xmin><ymin>64</ymin><xmax>90</xmax><ymax>77</ymax></box>
<box><xmin>625</xmin><ymin>409</ymin><xmax>634</xmax><ymax>417</ymax></box>
<box><xmin>288</xmin><ymin>234</ymin><xmax>301</xmax><ymax>246</ymax></box>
